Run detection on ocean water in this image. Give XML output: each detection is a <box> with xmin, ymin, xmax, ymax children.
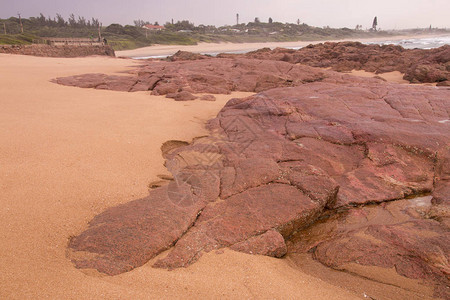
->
<box><xmin>133</xmin><ymin>35</ymin><xmax>450</xmax><ymax>59</ymax></box>
<box><xmin>364</xmin><ymin>35</ymin><xmax>450</xmax><ymax>49</ymax></box>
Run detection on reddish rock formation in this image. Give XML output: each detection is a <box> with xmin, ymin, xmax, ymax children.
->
<box><xmin>68</xmin><ymin>167</ymin><xmax>221</xmax><ymax>275</ymax></box>
<box><xmin>437</xmin><ymin>80</ymin><xmax>450</xmax><ymax>87</ymax></box>
<box><xmin>53</xmin><ymin>57</ymin><xmax>331</xmax><ymax>95</ymax></box>
<box><xmin>0</xmin><ymin>44</ymin><xmax>115</xmax><ymax>57</ymax></box>
<box><xmin>287</xmin><ymin>196</ymin><xmax>450</xmax><ymax>298</ymax></box>
<box><xmin>53</xmin><ymin>44</ymin><xmax>450</xmax><ymax>94</ymax></box>
<box><xmin>68</xmin><ymin>77</ymin><xmax>449</xmax><ymax>293</ymax></box>
<box><xmin>230</xmin><ymin>229</ymin><xmax>287</xmax><ymax>257</ymax></box>
<box><xmin>62</xmin><ymin>51</ymin><xmax>449</xmax><ymax>296</ymax></box>
<box><xmin>166</xmin><ymin>50</ymin><xmax>210</xmax><ymax>61</ymax></box>
<box><xmin>219</xmin><ymin>42</ymin><xmax>450</xmax><ymax>84</ymax></box>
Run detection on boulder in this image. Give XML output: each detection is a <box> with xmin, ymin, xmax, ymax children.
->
<box><xmin>166</xmin><ymin>50</ymin><xmax>209</xmax><ymax>61</ymax></box>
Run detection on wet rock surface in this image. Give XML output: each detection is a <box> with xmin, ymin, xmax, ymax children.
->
<box><xmin>287</xmin><ymin>196</ymin><xmax>450</xmax><ymax>299</ymax></box>
<box><xmin>64</xmin><ymin>53</ymin><xmax>450</xmax><ymax>297</ymax></box>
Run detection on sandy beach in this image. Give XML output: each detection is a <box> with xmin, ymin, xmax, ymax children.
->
<box><xmin>116</xmin><ymin>34</ymin><xmax>446</xmax><ymax>58</ymax></box>
<box><xmin>0</xmin><ymin>53</ymin><xmax>366</xmax><ymax>299</ymax></box>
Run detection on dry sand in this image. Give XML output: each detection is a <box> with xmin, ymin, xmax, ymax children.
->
<box><xmin>350</xmin><ymin>70</ymin><xmax>409</xmax><ymax>84</ymax></box>
<box><xmin>350</xmin><ymin>69</ymin><xmax>439</xmax><ymax>86</ymax></box>
<box><xmin>116</xmin><ymin>34</ymin><xmax>444</xmax><ymax>58</ymax></box>
<box><xmin>0</xmin><ymin>53</ymin><xmax>362</xmax><ymax>299</ymax></box>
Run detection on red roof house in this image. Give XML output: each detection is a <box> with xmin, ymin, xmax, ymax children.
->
<box><xmin>142</xmin><ymin>24</ymin><xmax>165</xmax><ymax>31</ymax></box>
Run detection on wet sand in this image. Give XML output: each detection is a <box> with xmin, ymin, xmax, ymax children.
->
<box><xmin>0</xmin><ymin>53</ymin><xmax>361</xmax><ymax>299</ymax></box>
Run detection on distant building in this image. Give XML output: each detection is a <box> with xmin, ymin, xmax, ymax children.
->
<box><xmin>142</xmin><ymin>24</ymin><xmax>165</xmax><ymax>31</ymax></box>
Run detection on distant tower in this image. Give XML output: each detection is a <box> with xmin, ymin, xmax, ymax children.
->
<box><xmin>236</xmin><ymin>13</ymin><xmax>239</xmax><ymax>25</ymax></box>
<box><xmin>372</xmin><ymin>16</ymin><xmax>378</xmax><ymax>31</ymax></box>
<box><xmin>98</xmin><ymin>22</ymin><xmax>102</xmax><ymax>40</ymax></box>
<box><xmin>18</xmin><ymin>12</ymin><xmax>23</xmax><ymax>33</ymax></box>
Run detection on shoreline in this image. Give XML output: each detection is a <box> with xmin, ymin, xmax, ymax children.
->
<box><xmin>116</xmin><ymin>33</ymin><xmax>449</xmax><ymax>58</ymax></box>
<box><xmin>0</xmin><ymin>53</ymin><xmax>361</xmax><ymax>299</ymax></box>
<box><xmin>1</xmin><ymin>40</ymin><xmax>446</xmax><ymax>298</ymax></box>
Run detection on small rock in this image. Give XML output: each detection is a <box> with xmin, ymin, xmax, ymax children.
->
<box><xmin>199</xmin><ymin>94</ymin><xmax>216</xmax><ymax>101</ymax></box>
<box><xmin>166</xmin><ymin>91</ymin><xmax>198</xmax><ymax>101</ymax></box>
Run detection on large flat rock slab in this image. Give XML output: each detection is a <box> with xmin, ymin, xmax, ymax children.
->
<box><xmin>52</xmin><ymin>57</ymin><xmax>337</xmax><ymax>95</ymax></box>
<box><xmin>65</xmin><ymin>57</ymin><xmax>449</xmax><ymax>297</ymax></box>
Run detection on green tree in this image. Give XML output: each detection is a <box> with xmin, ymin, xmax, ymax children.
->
<box><xmin>68</xmin><ymin>14</ymin><xmax>76</xmax><ymax>27</ymax></box>
<box><xmin>55</xmin><ymin>14</ymin><xmax>66</xmax><ymax>27</ymax></box>
<box><xmin>77</xmin><ymin>16</ymin><xmax>86</xmax><ymax>27</ymax></box>
<box><xmin>37</xmin><ymin>13</ymin><xmax>46</xmax><ymax>26</ymax></box>
<box><xmin>91</xmin><ymin>17</ymin><xmax>99</xmax><ymax>28</ymax></box>
<box><xmin>133</xmin><ymin>19</ymin><xmax>149</xmax><ymax>27</ymax></box>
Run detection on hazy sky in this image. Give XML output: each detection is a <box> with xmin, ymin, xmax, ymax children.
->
<box><xmin>1</xmin><ymin>0</ymin><xmax>449</xmax><ymax>29</ymax></box>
